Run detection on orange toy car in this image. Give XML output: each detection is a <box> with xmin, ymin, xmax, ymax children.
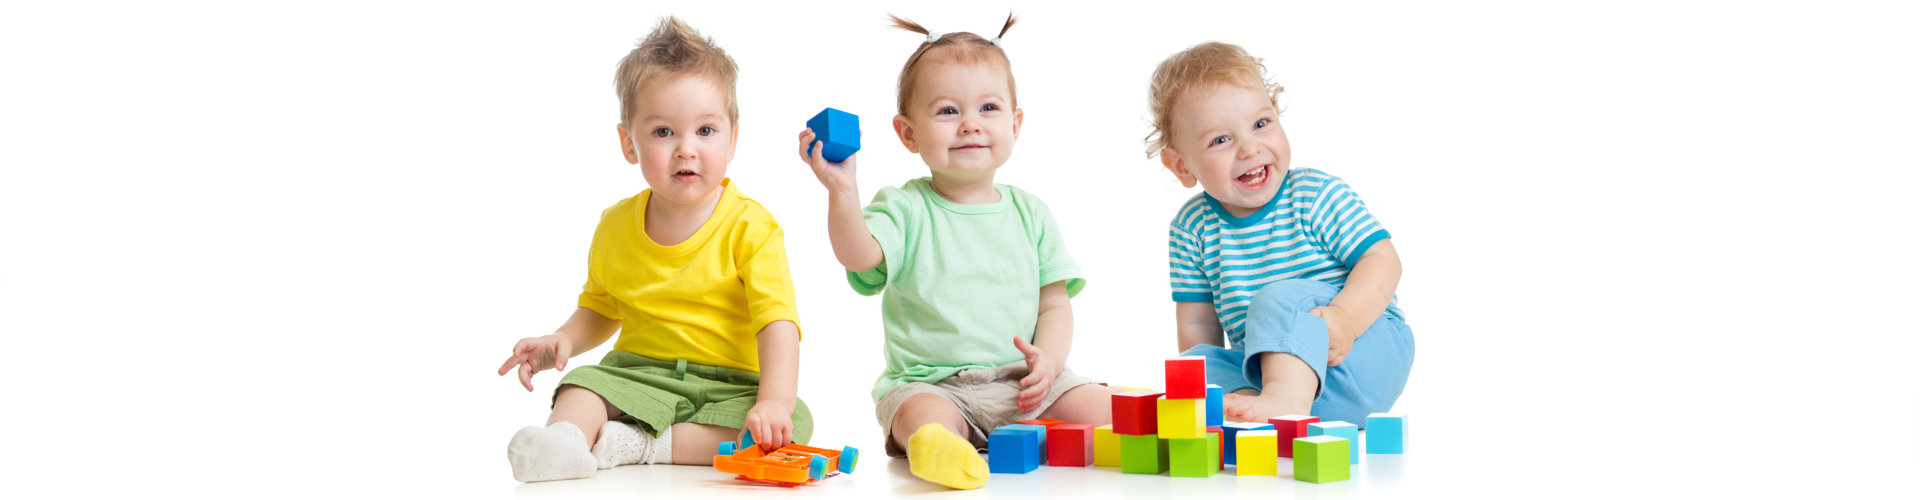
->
<box><xmin>713</xmin><ymin>436</ymin><xmax>859</xmax><ymax>487</ymax></box>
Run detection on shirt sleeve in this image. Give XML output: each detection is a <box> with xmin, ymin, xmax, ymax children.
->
<box><xmin>736</xmin><ymin>220</ymin><xmax>802</xmax><ymax>340</ymax></box>
<box><xmin>1026</xmin><ymin>197</ymin><xmax>1086</xmax><ymax>298</ymax></box>
<box><xmin>1302</xmin><ymin>173</ymin><xmax>1391</xmax><ymax>267</ymax></box>
<box><xmin>576</xmin><ymin>217</ymin><xmax>622</xmax><ymax>320</ymax></box>
<box><xmin>846</xmin><ymin>186</ymin><xmax>910</xmax><ymax>296</ymax></box>
<box><xmin>1168</xmin><ymin>220</ymin><xmax>1212</xmax><ymax>303</ymax></box>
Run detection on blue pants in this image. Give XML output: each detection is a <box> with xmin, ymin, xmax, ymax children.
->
<box><xmin>1180</xmin><ymin>279</ymin><xmax>1415</xmax><ymax>429</ymax></box>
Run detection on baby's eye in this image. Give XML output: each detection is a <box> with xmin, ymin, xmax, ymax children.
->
<box><xmin>981</xmin><ymin>103</ymin><xmax>1000</xmax><ymax>112</ymax></box>
<box><xmin>936</xmin><ymin>106</ymin><xmax>959</xmax><ymax>115</ymax></box>
<box><xmin>1211</xmin><ymin>135</ymin><xmax>1231</xmax><ymax>146</ymax></box>
<box><xmin>1254</xmin><ymin>118</ymin><xmax>1270</xmax><ymax>129</ymax></box>
<box><xmin>697</xmin><ymin>125</ymin><xmax>716</xmax><ymax>136</ymax></box>
<box><xmin>652</xmin><ymin>127</ymin><xmax>673</xmax><ymax>138</ymax></box>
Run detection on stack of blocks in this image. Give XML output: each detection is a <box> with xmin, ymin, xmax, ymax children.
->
<box><xmin>1111</xmin><ymin>390</ymin><xmax>1165</xmax><ymax>474</ymax></box>
<box><xmin>1159</xmin><ymin>357</ymin><xmax>1226</xmax><ymax>477</ymax></box>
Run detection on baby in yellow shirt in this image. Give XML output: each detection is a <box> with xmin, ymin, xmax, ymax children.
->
<box><xmin>497</xmin><ymin>17</ymin><xmax>809</xmax><ymax>483</ymax></box>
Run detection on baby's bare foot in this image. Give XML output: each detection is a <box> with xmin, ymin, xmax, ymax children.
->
<box><xmin>1221</xmin><ymin>392</ymin><xmax>1312</xmax><ymax>423</ymax></box>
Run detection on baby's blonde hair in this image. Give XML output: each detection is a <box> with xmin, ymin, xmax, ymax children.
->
<box><xmin>888</xmin><ymin>13</ymin><xmax>1019</xmax><ymax>116</ymax></box>
<box><xmin>1144</xmin><ymin>41</ymin><xmax>1285</xmax><ymax>158</ymax></box>
<box><xmin>614</xmin><ymin>17</ymin><xmax>739</xmax><ymax>126</ymax></box>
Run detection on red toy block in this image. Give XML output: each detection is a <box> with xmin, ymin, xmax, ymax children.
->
<box><xmin>1016</xmin><ymin>418</ymin><xmax>1065</xmax><ymax>429</ymax></box>
<box><xmin>1270</xmin><ymin>415</ymin><xmax>1320</xmax><ymax>458</ymax></box>
<box><xmin>1165</xmin><ymin>356</ymin><xmax>1207</xmax><ymax>399</ymax></box>
<box><xmin>1111</xmin><ymin>391</ymin><xmax>1163</xmax><ymax>436</ymax></box>
<box><xmin>1046</xmin><ymin>424</ymin><xmax>1095</xmax><ymax>467</ymax></box>
<box><xmin>1209</xmin><ymin>426</ymin><xmax>1224</xmax><ymax>470</ymax></box>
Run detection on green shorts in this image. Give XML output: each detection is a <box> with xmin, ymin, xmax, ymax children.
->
<box><xmin>555</xmin><ymin>350</ymin><xmax>813</xmax><ymax>444</ymax></box>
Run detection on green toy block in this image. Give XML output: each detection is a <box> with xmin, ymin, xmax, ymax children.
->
<box><xmin>1119</xmin><ymin>433</ymin><xmax>1168</xmax><ymax>474</ymax></box>
<box><xmin>1293</xmin><ymin>436</ymin><xmax>1351</xmax><ymax>483</ymax></box>
<box><xmin>1094</xmin><ymin>424</ymin><xmax>1122</xmax><ymax>467</ymax></box>
<box><xmin>1156</xmin><ymin>397</ymin><xmax>1205</xmax><ymax>439</ymax></box>
<box><xmin>1168</xmin><ymin>437</ymin><xmax>1217</xmax><ymax>478</ymax></box>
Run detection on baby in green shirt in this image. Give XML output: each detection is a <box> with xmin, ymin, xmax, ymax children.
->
<box><xmin>796</xmin><ymin>14</ymin><xmax>1115</xmax><ymax>489</ymax></box>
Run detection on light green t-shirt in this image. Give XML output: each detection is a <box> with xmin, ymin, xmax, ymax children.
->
<box><xmin>849</xmin><ymin>178</ymin><xmax>1086</xmax><ymax>402</ymax></box>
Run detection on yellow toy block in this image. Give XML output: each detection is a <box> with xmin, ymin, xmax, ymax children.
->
<box><xmin>1156</xmin><ymin>398</ymin><xmax>1205</xmax><ymax>439</ymax></box>
<box><xmin>1235</xmin><ymin>430</ymin><xmax>1278</xmax><ymax>475</ymax></box>
<box><xmin>1094</xmin><ymin>424</ymin><xmax>1122</xmax><ymax>467</ymax></box>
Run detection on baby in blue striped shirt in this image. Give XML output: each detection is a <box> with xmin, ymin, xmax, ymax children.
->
<box><xmin>1145</xmin><ymin>42</ymin><xmax>1416</xmax><ymax>427</ymax></box>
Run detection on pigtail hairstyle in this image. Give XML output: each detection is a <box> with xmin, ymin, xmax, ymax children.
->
<box><xmin>888</xmin><ymin>13</ymin><xmax>1020</xmax><ymax>116</ymax></box>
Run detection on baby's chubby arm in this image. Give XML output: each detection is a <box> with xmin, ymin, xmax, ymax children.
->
<box><xmin>1015</xmin><ymin>281</ymin><xmax>1074</xmax><ymax>413</ymax></box>
<box><xmin>1316</xmin><ymin>239</ymin><xmax>1401</xmax><ymax>366</ymax></box>
<box><xmin>1174</xmin><ymin>302</ymin><xmax>1226</xmax><ymax>353</ymax></box>
<box><xmin>496</xmin><ymin>307</ymin><xmax>620</xmax><ymax>391</ymax></box>
<box><xmin>797</xmin><ymin>129</ymin><xmax>883</xmax><ymax>272</ymax></box>
<box><xmin>743</xmin><ymin>319</ymin><xmax>800</xmax><ymax>451</ymax></box>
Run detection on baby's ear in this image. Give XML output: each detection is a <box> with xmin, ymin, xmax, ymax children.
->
<box><xmin>892</xmin><ymin>114</ymin><xmax>919</xmax><ymax>154</ymax></box>
<box><xmin>616</xmin><ymin>124</ymin><xmax>639</xmax><ymax>164</ymax></box>
<box><xmin>1161</xmin><ymin>148</ymin><xmax>1197</xmax><ymax>188</ymax></box>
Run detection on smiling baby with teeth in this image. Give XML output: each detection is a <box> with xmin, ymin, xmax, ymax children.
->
<box><xmin>1148</xmin><ymin>41</ymin><xmax>1416</xmax><ymax>431</ymax></box>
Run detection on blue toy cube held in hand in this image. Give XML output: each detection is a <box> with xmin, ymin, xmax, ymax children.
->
<box><xmin>806</xmin><ymin>107</ymin><xmax>860</xmax><ymax>163</ymax></box>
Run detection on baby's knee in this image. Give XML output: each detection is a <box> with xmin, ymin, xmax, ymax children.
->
<box><xmin>1252</xmin><ymin>279</ymin><xmax>1339</xmax><ymax>313</ymax></box>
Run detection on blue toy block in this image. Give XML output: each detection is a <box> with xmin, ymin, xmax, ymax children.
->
<box><xmin>807</xmin><ymin>453</ymin><xmax>828</xmax><ymax>480</ymax></box>
<box><xmin>740</xmin><ymin>428</ymin><xmax>755</xmax><ymax>450</ymax></box>
<box><xmin>1366</xmin><ymin>412</ymin><xmax>1406</xmax><ymax>454</ymax></box>
<box><xmin>839</xmin><ymin>446</ymin><xmax>860</xmax><ymax>473</ymax></box>
<box><xmin>806</xmin><ymin>107</ymin><xmax>860</xmax><ymax>163</ymax></box>
<box><xmin>999</xmin><ymin>423</ymin><xmax>1048</xmax><ymax>464</ymax></box>
<box><xmin>988</xmin><ymin>426</ymin><xmax>1042</xmax><ymax>473</ymax></box>
<box><xmin>1219</xmin><ymin>422</ymin><xmax>1274</xmax><ymax>465</ymax></box>
<box><xmin>1205</xmin><ymin>384</ymin><xmax>1224</xmax><ymax>427</ymax></box>
<box><xmin>718</xmin><ymin>441</ymin><xmax>736</xmax><ymax>456</ymax></box>
<box><xmin>1308</xmin><ymin>421</ymin><xmax>1361</xmax><ymax>464</ymax></box>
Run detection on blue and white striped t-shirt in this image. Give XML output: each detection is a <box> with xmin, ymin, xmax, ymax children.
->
<box><xmin>1168</xmin><ymin>168</ymin><xmax>1402</xmax><ymax>349</ymax></box>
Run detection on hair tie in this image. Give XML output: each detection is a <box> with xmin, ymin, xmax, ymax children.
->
<box><xmin>925</xmin><ymin>32</ymin><xmax>941</xmax><ymax>44</ymax></box>
<box><xmin>990</xmin><ymin>37</ymin><xmax>1002</xmax><ymax>46</ymax></box>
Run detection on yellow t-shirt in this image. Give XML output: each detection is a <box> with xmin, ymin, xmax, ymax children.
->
<box><xmin>576</xmin><ymin>179</ymin><xmax>799</xmax><ymax>372</ymax></box>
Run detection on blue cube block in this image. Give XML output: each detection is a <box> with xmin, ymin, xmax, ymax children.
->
<box><xmin>1218</xmin><ymin>422</ymin><xmax>1274</xmax><ymax>465</ymax></box>
<box><xmin>1308</xmin><ymin>421</ymin><xmax>1361</xmax><ymax>464</ymax></box>
<box><xmin>806</xmin><ymin>107</ymin><xmax>860</xmax><ymax>163</ymax></box>
<box><xmin>988</xmin><ymin>426</ymin><xmax>1041</xmax><ymax>473</ymax></box>
<box><xmin>998</xmin><ymin>423</ymin><xmax>1047</xmax><ymax>463</ymax></box>
<box><xmin>1205</xmin><ymin>384</ymin><xmax>1224</xmax><ymax>427</ymax></box>
<box><xmin>1365</xmin><ymin>412</ymin><xmax>1406</xmax><ymax>454</ymax></box>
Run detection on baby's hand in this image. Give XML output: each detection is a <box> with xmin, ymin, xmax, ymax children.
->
<box><xmin>742</xmin><ymin>401</ymin><xmax>795</xmax><ymax>452</ymax></box>
<box><xmin>798</xmin><ymin>128</ymin><xmax>858</xmax><ymax>196</ymax></box>
<box><xmin>496</xmin><ymin>334</ymin><xmax>572</xmax><ymax>392</ymax></box>
<box><xmin>1013</xmin><ymin>336</ymin><xmax>1056</xmax><ymax>413</ymax></box>
<box><xmin>1310</xmin><ymin>306</ymin><xmax>1360</xmax><ymax>366</ymax></box>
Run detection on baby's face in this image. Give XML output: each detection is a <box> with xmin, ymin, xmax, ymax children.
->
<box><xmin>1163</xmin><ymin>81</ymin><xmax>1291</xmax><ymax>217</ymax></box>
<box><xmin>619</xmin><ymin>75</ymin><xmax>736</xmax><ymax>207</ymax></box>
<box><xmin>894</xmin><ymin>59</ymin><xmax>1022</xmax><ymax>183</ymax></box>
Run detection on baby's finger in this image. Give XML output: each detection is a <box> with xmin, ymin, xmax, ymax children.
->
<box><xmin>498</xmin><ymin>352</ymin><xmax>523</xmax><ymax>376</ymax></box>
<box><xmin>518</xmin><ymin>362</ymin><xmax>535</xmax><ymax>392</ymax></box>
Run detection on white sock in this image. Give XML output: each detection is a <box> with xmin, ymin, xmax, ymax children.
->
<box><xmin>592</xmin><ymin>421</ymin><xmax>675</xmax><ymax>468</ymax></box>
<box><xmin>507</xmin><ymin>421</ymin><xmax>597</xmax><ymax>482</ymax></box>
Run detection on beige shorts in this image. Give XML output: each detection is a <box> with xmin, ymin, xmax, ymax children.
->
<box><xmin>875</xmin><ymin>361</ymin><xmax>1106</xmax><ymax>457</ymax></box>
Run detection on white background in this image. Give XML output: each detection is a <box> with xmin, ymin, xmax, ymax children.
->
<box><xmin>3</xmin><ymin>0</ymin><xmax>1916</xmax><ymax>497</ymax></box>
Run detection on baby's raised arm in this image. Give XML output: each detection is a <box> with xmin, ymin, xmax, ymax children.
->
<box><xmin>797</xmin><ymin>129</ymin><xmax>883</xmax><ymax>272</ymax></box>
